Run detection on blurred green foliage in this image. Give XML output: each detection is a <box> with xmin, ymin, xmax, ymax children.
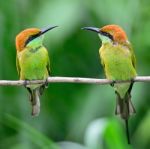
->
<box><xmin>0</xmin><ymin>0</ymin><xmax>150</xmax><ymax>148</ymax></box>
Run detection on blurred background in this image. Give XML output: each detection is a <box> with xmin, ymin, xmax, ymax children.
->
<box><xmin>0</xmin><ymin>0</ymin><xmax>150</xmax><ymax>148</ymax></box>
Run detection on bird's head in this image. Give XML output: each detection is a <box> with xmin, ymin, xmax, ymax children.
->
<box><xmin>82</xmin><ymin>25</ymin><xmax>128</xmax><ymax>44</ymax></box>
<box><xmin>16</xmin><ymin>26</ymin><xmax>58</xmax><ymax>52</ymax></box>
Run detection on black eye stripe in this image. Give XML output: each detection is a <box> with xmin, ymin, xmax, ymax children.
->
<box><xmin>100</xmin><ymin>31</ymin><xmax>113</xmax><ymax>41</ymax></box>
<box><xmin>25</xmin><ymin>32</ymin><xmax>41</xmax><ymax>46</ymax></box>
<box><xmin>25</xmin><ymin>36</ymin><xmax>33</xmax><ymax>46</ymax></box>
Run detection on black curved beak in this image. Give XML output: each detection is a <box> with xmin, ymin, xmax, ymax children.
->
<box><xmin>40</xmin><ymin>26</ymin><xmax>58</xmax><ymax>36</ymax></box>
<box><xmin>81</xmin><ymin>27</ymin><xmax>100</xmax><ymax>33</ymax></box>
<box><xmin>25</xmin><ymin>26</ymin><xmax>58</xmax><ymax>46</ymax></box>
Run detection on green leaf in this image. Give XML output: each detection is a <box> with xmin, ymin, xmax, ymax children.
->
<box><xmin>84</xmin><ymin>118</ymin><xmax>131</xmax><ymax>149</ymax></box>
<box><xmin>2</xmin><ymin>114</ymin><xmax>60</xmax><ymax>149</ymax></box>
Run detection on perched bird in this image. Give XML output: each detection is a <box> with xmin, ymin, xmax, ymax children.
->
<box><xmin>82</xmin><ymin>25</ymin><xmax>137</xmax><ymax>144</ymax></box>
<box><xmin>16</xmin><ymin>26</ymin><xmax>57</xmax><ymax>116</ymax></box>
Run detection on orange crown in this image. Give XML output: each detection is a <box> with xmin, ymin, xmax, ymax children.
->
<box><xmin>16</xmin><ymin>28</ymin><xmax>41</xmax><ymax>52</ymax></box>
<box><xmin>100</xmin><ymin>25</ymin><xmax>128</xmax><ymax>43</ymax></box>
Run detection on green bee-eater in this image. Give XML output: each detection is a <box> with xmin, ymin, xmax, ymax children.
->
<box><xmin>16</xmin><ymin>26</ymin><xmax>57</xmax><ymax>116</ymax></box>
<box><xmin>82</xmin><ymin>25</ymin><xmax>137</xmax><ymax>143</ymax></box>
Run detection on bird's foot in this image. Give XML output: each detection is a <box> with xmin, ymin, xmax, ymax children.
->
<box><xmin>23</xmin><ymin>80</ymin><xmax>32</xmax><ymax>101</ymax></box>
<box><xmin>131</xmin><ymin>78</ymin><xmax>135</xmax><ymax>84</ymax></box>
<box><xmin>110</xmin><ymin>80</ymin><xmax>116</xmax><ymax>87</ymax></box>
<box><xmin>24</xmin><ymin>80</ymin><xmax>28</xmax><ymax>88</ymax></box>
<box><xmin>128</xmin><ymin>79</ymin><xmax>135</xmax><ymax>93</ymax></box>
<box><xmin>39</xmin><ymin>79</ymin><xmax>48</xmax><ymax>95</ymax></box>
<box><xmin>44</xmin><ymin>78</ymin><xmax>49</xmax><ymax>88</ymax></box>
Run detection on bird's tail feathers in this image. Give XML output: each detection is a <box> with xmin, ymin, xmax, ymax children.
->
<box><xmin>115</xmin><ymin>91</ymin><xmax>136</xmax><ymax>144</ymax></box>
<box><xmin>115</xmin><ymin>92</ymin><xmax>136</xmax><ymax>119</ymax></box>
<box><xmin>30</xmin><ymin>89</ymin><xmax>40</xmax><ymax>116</ymax></box>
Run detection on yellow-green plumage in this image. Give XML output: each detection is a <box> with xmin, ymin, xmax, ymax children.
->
<box><xmin>16</xmin><ymin>26</ymin><xmax>57</xmax><ymax>116</ymax></box>
<box><xmin>100</xmin><ymin>42</ymin><xmax>136</xmax><ymax>98</ymax></box>
<box><xmin>82</xmin><ymin>25</ymin><xmax>137</xmax><ymax>144</ymax></box>
<box><xmin>17</xmin><ymin>46</ymin><xmax>50</xmax><ymax>83</ymax></box>
<box><xmin>16</xmin><ymin>43</ymin><xmax>50</xmax><ymax>116</ymax></box>
<box><xmin>100</xmin><ymin>40</ymin><xmax>137</xmax><ymax>144</ymax></box>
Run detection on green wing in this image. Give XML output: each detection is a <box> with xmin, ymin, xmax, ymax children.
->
<box><xmin>43</xmin><ymin>46</ymin><xmax>50</xmax><ymax>76</ymax></box>
<box><xmin>16</xmin><ymin>55</ymin><xmax>21</xmax><ymax>77</ymax></box>
<box><xmin>47</xmin><ymin>56</ymin><xmax>51</xmax><ymax>76</ymax></box>
<box><xmin>128</xmin><ymin>43</ymin><xmax>136</xmax><ymax>68</ymax></box>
